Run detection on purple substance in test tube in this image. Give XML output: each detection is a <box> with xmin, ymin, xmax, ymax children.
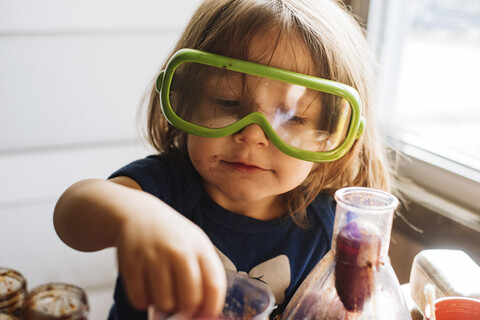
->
<box><xmin>335</xmin><ymin>220</ymin><xmax>379</xmax><ymax>312</ymax></box>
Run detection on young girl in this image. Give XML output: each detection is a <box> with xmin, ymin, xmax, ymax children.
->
<box><xmin>53</xmin><ymin>0</ymin><xmax>392</xmax><ymax>319</ymax></box>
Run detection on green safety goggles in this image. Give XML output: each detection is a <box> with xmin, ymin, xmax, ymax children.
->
<box><xmin>155</xmin><ymin>49</ymin><xmax>364</xmax><ymax>162</ymax></box>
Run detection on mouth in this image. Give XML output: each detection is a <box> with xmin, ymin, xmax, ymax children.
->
<box><xmin>223</xmin><ymin>160</ymin><xmax>268</xmax><ymax>174</ymax></box>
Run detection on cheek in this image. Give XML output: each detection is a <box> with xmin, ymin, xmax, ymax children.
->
<box><xmin>277</xmin><ymin>154</ymin><xmax>314</xmax><ymax>186</ymax></box>
<box><xmin>294</xmin><ymin>161</ymin><xmax>314</xmax><ymax>183</ymax></box>
<box><xmin>187</xmin><ymin>135</ymin><xmax>219</xmax><ymax>168</ymax></box>
<box><xmin>187</xmin><ymin>135</ymin><xmax>205</xmax><ymax>166</ymax></box>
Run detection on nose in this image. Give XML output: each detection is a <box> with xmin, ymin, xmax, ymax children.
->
<box><xmin>233</xmin><ymin>124</ymin><xmax>269</xmax><ymax>148</ymax></box>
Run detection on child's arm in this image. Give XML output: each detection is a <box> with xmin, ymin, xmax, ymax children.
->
<box><xmin>53</xmin><ymin>177</ymin><xmax>227</xmax><ymax>317</ymax></box>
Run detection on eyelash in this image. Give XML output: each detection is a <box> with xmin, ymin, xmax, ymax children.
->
<box><xmin>288</xmin><ymin>115</ymin><xmax>307</xmax><ymax>125</ymax></box>
<box><xmin>214</xmin><ymin>99</ymin><xmax>240</xmax><ymax>108</ymax></box>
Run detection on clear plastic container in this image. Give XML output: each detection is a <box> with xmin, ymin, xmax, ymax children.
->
<box><xmin>21</xmin><ymin>282</ymin><xmax>89</xmax><ymax>320</ymax></box>
<box><xmin>0</xmin><ymin>267</ymin><xmax>27</xmax><ymax>319</ymax></box>
<box><xmin>282</xmin><ymin>187</ymin><xmax>411</xmax><ymax>320</ymax></box>
<box><xmin>149</xmin><ymin>270</ymin><xmax>275</xmax><ymax>320</ymax></box>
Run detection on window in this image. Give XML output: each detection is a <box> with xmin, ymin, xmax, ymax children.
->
<box><xmin>363</xmin><ymin>0</ymin><xmax>480</xmax><ymax>214</ymax></box>
<box><xmin>353</xmin><ymin>0</ymin><xmax>480</xmax><ymax>283</ymax></box>
<box><xmin>392</xmin><ymin>0</ymin><xmax>480</xmax><ymax>167</ymax></box>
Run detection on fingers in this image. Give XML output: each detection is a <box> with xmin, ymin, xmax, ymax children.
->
<box><xmin>172</xmin><ymin>253</ymin><xmax>203</xmax><ymax>316</ymax></box>
<box><xmin>148</xmin><ymin>257</ymin><xmax>175</xmax><ymax>313</ymax></box>
<box><xmin>119</xmin><ymin>257</ymin><xmax>149</xmax><ymax>310</ymax></box>
<box><xmin>198</xmin><ymin>249</ymin><xmax>227</xmax><ymax>317</ymax></box>
<box><xmin>149</xmin><ymin>243</ymin><xmax>226</xmax><ymax>317</ymax></box>
<box><xmin>117</xmin><ymin>219</ymin><xmax>226</xmax><ymax>316</ymax></box>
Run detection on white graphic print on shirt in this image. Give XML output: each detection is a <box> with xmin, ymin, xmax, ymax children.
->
<box><xmin>214</xmin><ymin>246</ymin><xmax>291</xmax><ymax>304</ymax></box>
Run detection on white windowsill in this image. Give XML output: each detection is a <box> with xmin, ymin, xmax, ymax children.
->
<box><xmin>388</xmin><ymin>135</ymin><xmax>480</xmax><ymax>225</ymax></box>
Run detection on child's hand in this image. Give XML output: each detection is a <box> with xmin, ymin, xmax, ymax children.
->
<box><xmin>115</xmin><ymin>198</ymin><xmax>227</xmax><ymax>317</ymax></box>
<box><xmin>54</xmin><ymin>178</ymin><xmax>226</xmax><ymax>317</ymax></box>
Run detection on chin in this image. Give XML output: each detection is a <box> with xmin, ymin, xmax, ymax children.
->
<box><xmin>226</xmin><ymin>189</ymin><xmax>268</xmax><ymax>202</ymax></box>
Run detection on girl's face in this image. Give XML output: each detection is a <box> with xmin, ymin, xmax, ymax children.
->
<box><xmin>187</xmin><ymin>30</ymin><xmax>315</xmax><ymax>220</ymax></box>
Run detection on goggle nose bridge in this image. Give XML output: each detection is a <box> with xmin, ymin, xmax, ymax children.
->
<box><xmin>229</xmin><ymin>112</ymin><xmax>279</xmax><ymax>139</ymax></box>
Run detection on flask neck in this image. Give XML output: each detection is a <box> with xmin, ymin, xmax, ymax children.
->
<box><xmin>332</xmin><ymin>186</ymin><xmax>397</xmax><ymax>266</ymax></box>
<box><xmin>332</xmin><ymin>209</ymin><xmax>393</xmax><ymax>266</ymax></box>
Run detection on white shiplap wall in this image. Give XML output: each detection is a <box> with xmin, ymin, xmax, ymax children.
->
<box><xmin>0</xmin><ymin>1</ymin><xmax>200</xmax><ymax>318</ymax></box>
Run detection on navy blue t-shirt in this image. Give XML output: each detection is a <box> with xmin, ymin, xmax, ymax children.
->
<box><xmin>107</xmin><ymin>154</ymin><xmax>335</xmax><ymax>320</ymax></box>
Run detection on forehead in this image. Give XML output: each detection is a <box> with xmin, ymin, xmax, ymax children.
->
<box><xmin>247</xmin><ymin>29</ymin><xmax>315</xmax><ymax>76</ymax></box>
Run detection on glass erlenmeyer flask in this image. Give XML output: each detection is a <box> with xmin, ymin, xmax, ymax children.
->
<box><xmin>282</xmin><ymin>187</ymin><xmax>411</xmax><ymax>320</ymax></box>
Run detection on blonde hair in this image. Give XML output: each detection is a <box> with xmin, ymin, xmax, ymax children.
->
<box><xmin>145</xmin><ymin>0</ymin><xmax>392</xmax><ymax>223</ymax></box>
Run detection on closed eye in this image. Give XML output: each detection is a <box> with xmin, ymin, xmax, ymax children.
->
<box><xmin>275</xmin><ymin>108</ymin><xmax>308</xmax><ymax>126</ymax></box>
<box><xmin>287</xmin><ymin>115</ymin><xmax>307</xmax><ymax>125</ymax></box>
<box><xmin>215</xmin><ymin>99</ymin><xmax>240</xmax><ymax>108</ymax></box>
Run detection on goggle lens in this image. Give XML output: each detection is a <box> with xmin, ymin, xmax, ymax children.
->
<box><xmin>169</xmin><ymin>62</ymin><xmax>352</xmax><ymax>152</ymax></box>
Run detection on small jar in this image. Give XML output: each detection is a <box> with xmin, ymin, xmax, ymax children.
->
<box><xmin>0</xmin><ymin>267</ymin><xmax>27</xmax><ymax>319</ymax></box>
<box><xmin>22</xmin><ymin>283</ymin><xmax>89</xmax><ymax>320</ymax></box>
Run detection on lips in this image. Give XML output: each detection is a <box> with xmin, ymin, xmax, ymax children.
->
<box><xmin>223</xmin><ymin>160</ymin><xmax>268</xmax><ymax>173</ymax></box>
